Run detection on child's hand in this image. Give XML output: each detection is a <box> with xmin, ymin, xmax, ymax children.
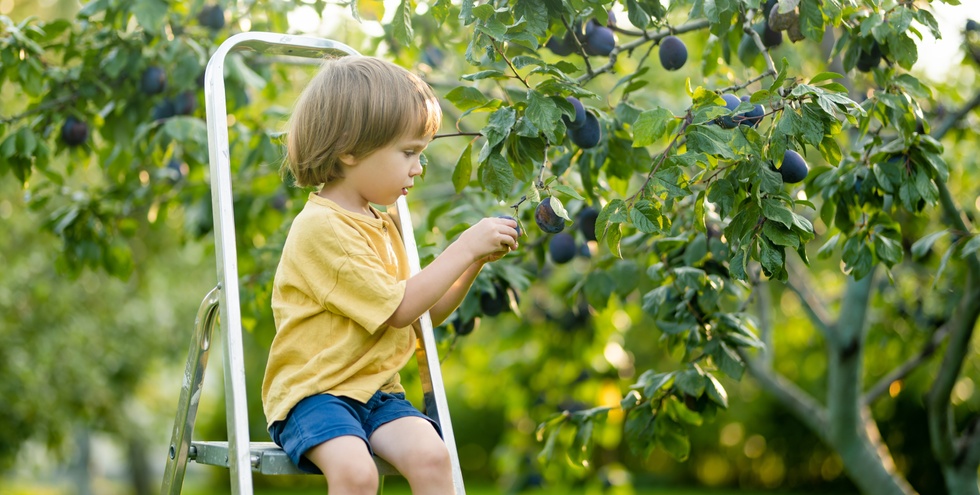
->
<box><xmin>458</xmin><ymin>217</ymin><xmax>519</xmax><ymax>263</ymax></box>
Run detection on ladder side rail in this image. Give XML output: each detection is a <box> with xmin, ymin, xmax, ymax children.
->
<box><xmin>160</xmin><ymin>285</ymin><xmax>222</xmax><ymax>495</ymax></box>
<box><xmin>203</xmin><ymin>32</ymin><xmax>362</xmax><ymax>495</ymax></box>
<box><xmin>394</xmin><ymin>197</ymin><xmax>466</xmax><ymax>494</ymax></box>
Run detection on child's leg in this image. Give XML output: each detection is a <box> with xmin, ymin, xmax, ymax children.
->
<box><xmin>370</xmin><ymin>416</ymin><xmax>455</xmax><ymax>495</ymax></box>
<box><xmin>305</xmin><ymin>435</ymin><xmax>379</xmax><ymax>494</ymax></box>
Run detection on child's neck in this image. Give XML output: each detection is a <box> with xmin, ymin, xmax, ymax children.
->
<box><xmin>317</xmin><ymin>186</ymin><xmax>375</xmax><ymax>218</ymax></box>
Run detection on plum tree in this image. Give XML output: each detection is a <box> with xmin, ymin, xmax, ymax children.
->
<box><xmin>658</xmin><ymin>35</ymin><xmax>687</xmax><ymax>71</ymax></box>
<box><xmin>715</xmin><ymin>93</ymin><xmax>742</xmax><ymax>128</ymax></box>
<box><xmin>5</xmin><ymin>2</ymin><xmax>980</xmax><ymax>494</ymax></box>
<box><xmin>60</xmin><ymin>116</ymin><xmax>88</xmax><ymax>146</ymax></box>
<box><xmin>578</xmin><ymin>207</ymin><xmax>598</xmax><ymax>241</ymax></box>
<box><xmin>535</xmin><ymin>197</ymin><xmax>566</xmax><ymax>233</ymax></box>
<box><xmin>140</xmin><ymin>66</ymin><xmax>167</xmax><ymax>95</ymax></box>
<box><xmin>568</xmin><ymin>111</ymin><xmax>600</xmax><ymax>148</ymax></box>
<box><xmin>197</xmin><ymin>4</ymin><xmax>225</xmax><ymax>31</ymax></box>
<box><xmin>562</xmin><ymin>96</ymin><xmax>586</xmax><ymax>130</ymax></box>
<box><xmin>776</xmin><ymin>149</ymin><xmax>808</xmax><ymax>183</ymax></box>
<box><xmin>549</xmin><ymin>233</ymin><xmax>577</xmax><ymax>264</ymax></box>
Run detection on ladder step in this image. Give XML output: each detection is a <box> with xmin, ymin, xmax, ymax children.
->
<box><xmin>189</xmin><ymin>441</ymin><xmax>399</xmax><ymax>476</ymax></box>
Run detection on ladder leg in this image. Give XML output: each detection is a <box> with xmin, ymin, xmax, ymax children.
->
<box><xmin>396</xmin><ymin>196</ymin><xmax>465</xmax><ymax>494</ymax></box>
<box><xmin>161</xmin><ymin>285</ymin><xmax>222</xmax><ymax>495</ymax></box>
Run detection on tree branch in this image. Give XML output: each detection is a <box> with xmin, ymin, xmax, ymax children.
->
<box><xmin>927</xmin><ymin>271</ymin><xmax>980</xmax><ymax>464</ymax></box>
<box><xmin>863</xmin><ymin>324</ymin><xmax>949</xmax><ymax>405</ymax></box>
<box><xmin>784</xmin><ymin>259</ymin><xmax>836</xmax><ymax>343</ymax></box>
<box><xmin>738</xmin><ymin>348</ymin><xmax>830</xmax><ymax>441</ymax></box>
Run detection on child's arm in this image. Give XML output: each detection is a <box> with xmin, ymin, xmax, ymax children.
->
<box><xmin>385</xmin><ymin>217</ymin><xmax>518</xmax><ymax>329</ymax></box>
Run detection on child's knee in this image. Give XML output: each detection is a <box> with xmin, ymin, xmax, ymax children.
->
<box><xmin>324</xmin><ymin>460</ymin><xmax>380</xmax><ymax>493</ymax></box>
<box><xmin>404</xmin><ymin>443</ymin><xmax>452</xmax><ymax>481</ymax></box>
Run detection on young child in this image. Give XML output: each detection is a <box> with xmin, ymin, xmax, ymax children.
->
<box><xmin>261</xmin><ymin>56</ymin><xmax>518</xmax><ymax>494</ymax></box>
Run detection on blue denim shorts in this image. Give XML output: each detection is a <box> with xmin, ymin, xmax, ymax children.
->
<box><xmin>268</xmin><ymin>391</ymin><xmax>440</xmax><ymax>474</ymax></box>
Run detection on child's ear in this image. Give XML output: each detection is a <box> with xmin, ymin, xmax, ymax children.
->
<box><xmin>339</xmin><ymin>153</ymin><xmax>358</xmax><ymax>166</ymax></box>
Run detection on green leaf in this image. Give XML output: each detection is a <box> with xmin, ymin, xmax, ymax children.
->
<box><xmin>633</xmin><ymin>107</ymin><xmax>674</xmax><ymax>147</ymax></box>
<box><xmin>596</xmin><ymin>199</ymin><xmax>625</xmax><ymax>241</ymax></box>
<box><xmin>479</xmin><ymin>151</ymin><xmax>515</xmax><ymax>199</ymax></box>
<box><xmin>460</xmin><ymin>70</ymin><xmax>508</xmax><ymax>81</ymax></box>
<box><xmin>391</xmin><ymin>0</ymin><xmax>415</xmax><ymax>46</ymax></box>
<box><xmin>710</xmin><ymin>341</ymin><xmax>745</xmax><ymax>380</ymax></box>
<box><xmin>625</xmin><ymin>0</ymin><xmax>652</xmax><ymax>28</ymax></box>
<box><xmin>705</xmin><ymin>374</ymin><xmax>728</xmax><ymax>408</ymax></box>
<box><xmin>655</xmin><ymin>415</ymin><xmax>691</xmax><ymax>461</ymax></box>
<box><xmin>607</xmin><ymin>223</ymin><xmax>623</xmax><ymax>258</ymax></box>
<box><xmin>874</xmin><ymin>233</ymin><xmax>903</xmax><ymax>266</ymax></box>
<box><xmin>452</xmin><ymin>142</ymin><xmax>473</xmax><ymax>193</ymax></box>
<box><xmin>674</xmin><ymin>368</ymin><xmax>706</xmax><ymax>397</ymax></box>
<box><xmin>761</xmin><ymin>198</ymin><xmax>794</xmax><ymax>228</ymax></box>
<box><xmin>911</xmin><ymin>230</ymin><xmax>948</xmax><ymax>259</ymax></box>
<box><xmin>524</xmin><ymin>90</ymin><xmax>561</xmax><ymax>142</ymax></box>
<box><xmin>686</xmin><ymin>125</ymin><xmax>736</xmax><ymax>159</ymax></box>
<box><xmin>551</xmin><ymin>184</ymin><xmax>584</xmax><ymax>201</ymax></box>
<box><xmin>583</xmin><ymin>271</ymin><xmax>614</xmax><ymax>310</ymax></box>
<box><xmin>707</xmin><ymin>178</ymin><xmax>735</xmax><ymax>218</ymax></box>
<box><xmin>132</xmin><ymin>0</ymin><xmax>168</xmax><ymax>34</ymax></box>
<box><xmin>808</xmin><ymin>71</ymin><xmax>844</xmax><ymax>85</ymax></box>
<box><xmin>763</xmin><ymin>221</ymin><xmax>800</xmax><ymax>248</ymax></box>
<box><xmin>445</xmin><ymin>86</ymin><xmax>489</xmax><ymax>111</ymax></box>
<box><xmin>759</xmin><ymin>238</ymin><xmax>785</xmax><ymax>278</ymax></box>
<box><xmin>960</xmin><ymin>235</ymin><xmax>980</xmax><ymax>259</ymax></box>
<box><xmin>630</xmin><ymin>200</ymin><xmax>662</xmax><ymax>234</ymax></box>
<box><xmin>513</xmin><ymin>0</ymin><xmax>549</xmax><ymax>37</ymax></box>
<box><xmin>482</xmin><ymin>107</ymin><xmax>516</xmax><ymax>148</ymax></box>
<box><xmin>568</xmin><ymin>418</ymin><xmax>595</xmax><ymax>466</ymax></box>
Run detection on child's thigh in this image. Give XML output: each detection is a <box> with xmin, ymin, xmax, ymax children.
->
<box><xmin>305</xmin><ymin>435</ymin><xmax>377</xmax><ymax>478</ymax></box>
<box><xmin>368</xmin><ymin>416</ymin><xmax>447</xmax><ymax>463</ymax></box>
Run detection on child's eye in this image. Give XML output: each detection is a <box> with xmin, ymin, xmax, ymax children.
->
<box><xmin>404</xmin><ymin>151</ymin><xmax>417</xmax><ymax>157</ymax></box>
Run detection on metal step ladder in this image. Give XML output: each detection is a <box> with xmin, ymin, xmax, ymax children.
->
<box><xmin>159</xmin><ymin>32</ymin><xmax>465</xmax><ymax>495</ymax></box>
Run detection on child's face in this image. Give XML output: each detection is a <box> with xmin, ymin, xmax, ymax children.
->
<box><xmin>344</xmin><ymin>135</ymin><xmax>429</xmax><ymax>206</ymax></box>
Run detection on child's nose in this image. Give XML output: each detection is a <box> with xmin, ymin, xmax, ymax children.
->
<box><xmin>410</xmin><ymin>160</ymin><xmax>423</xmax><ymax>177</ymax></box>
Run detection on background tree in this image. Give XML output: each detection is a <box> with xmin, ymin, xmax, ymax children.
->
<box><xmin>1</xmin><ymin>0</ymin><xmax>978</xmax><ymax>494</ymax></box>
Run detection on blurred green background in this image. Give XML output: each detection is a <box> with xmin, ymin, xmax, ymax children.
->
<box><xmin>2</xmin><ymin>0</ymin><xmax>978</xmax><ymax>494</ymax></box>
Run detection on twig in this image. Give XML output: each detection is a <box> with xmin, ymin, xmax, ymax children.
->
<box><xmin>0</xmin><ymin>94</ymin><xmax>74</xmax><ymax>125</ymax></box>
<box><xmin>741</xmin><ymin>9</ymin><xmax>778</xmax><ymax>74</ymax></box>
<box><xmin>561</xmin><ymin>16</ymin><xmax>594</xmax><ymax>76</ymax></box>
<box><xmin>491</xmin><ymin>39</ymin><xmax>530</xmax><ymax>89</ymax></box>
<box><xmin>577</xmin><ymin>19</ymin><xmax>711</xmax><ymax>86</ymax></box>
<box><xmin>626</xmin><ymin>115</ymin><xmax>690</xmax><ymax>207</ymax></box>
<box><xmin>433</xmin><ymin>131</ymin><xmax>481</xmax><ymax>140</ymax></box>
<box><xmin>864</xmin><ymin>324</ymin><xmax>949</xmax><ymax>405</ymax></box>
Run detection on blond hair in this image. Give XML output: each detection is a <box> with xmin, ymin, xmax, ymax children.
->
<box><xmin>283</xmin><ymin>56</ymin><xmax>442</xmax><ymax>187</ymax></box>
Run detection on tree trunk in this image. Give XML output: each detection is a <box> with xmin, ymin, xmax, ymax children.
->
<box><xmin>127</xmin><ymin>435</ymin><xmax>153</xmax><ymax>495</ymax></box>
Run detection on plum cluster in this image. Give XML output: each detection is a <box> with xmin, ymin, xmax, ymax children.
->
<box><xmin>714</xmin><ymin>93</ymin><xmax>764</xmax><ymax>129</ymax></box>
<box><xmin>545</xmin><ymin>16</ymin><xmax>618</xmax><ymax>57</ymax></box>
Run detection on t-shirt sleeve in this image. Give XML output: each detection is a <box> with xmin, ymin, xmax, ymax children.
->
<box><xmin>289</xmin><ymin>219</ymin><xmax>407</xmax><ymax>334</ymax></box>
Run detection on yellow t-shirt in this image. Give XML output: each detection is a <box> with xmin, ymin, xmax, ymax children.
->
<box><xmin>262</xmin><ymin>193</ymin><xmax>416</xmax><ymax>426</ymax></box>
